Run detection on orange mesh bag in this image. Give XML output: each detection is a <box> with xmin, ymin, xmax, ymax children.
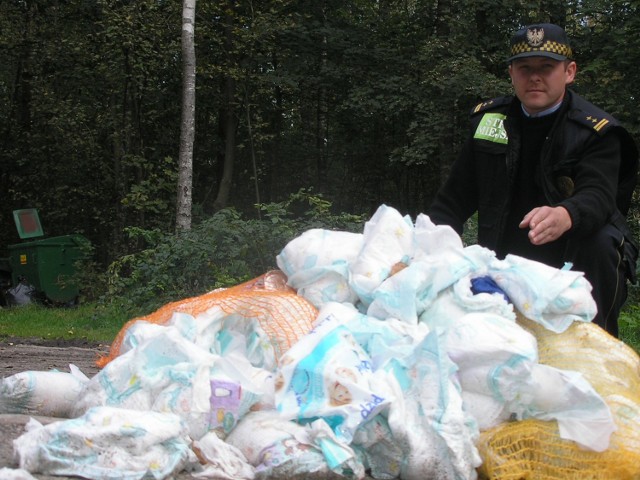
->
<box><xmin>477</xmin><ymin>315</ymin><xmax>640</xmax><ymax>480</ymax></box>
<box><xmin>97</xmin><ymin>270</ymin><xmax>318</xmax><ymax>368</ymax></box>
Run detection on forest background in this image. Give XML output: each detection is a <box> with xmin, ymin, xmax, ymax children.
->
<box><xmin>1</xmin><ymin>0</ymin><xmax>640</xmax><ymax>327</ymax></box>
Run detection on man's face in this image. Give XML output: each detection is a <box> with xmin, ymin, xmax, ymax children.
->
<box><xmin>508</xmin><ymin>57</ymin><xmax>576</xmax><ymax>114</ymax></box>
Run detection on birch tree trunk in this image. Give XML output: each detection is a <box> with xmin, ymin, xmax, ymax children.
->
<box><xmin>175</xmin><ymin>0</ymin><xmax>196</xmax><ymax>231</ymax></box>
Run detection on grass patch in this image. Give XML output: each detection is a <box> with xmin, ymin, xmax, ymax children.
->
<box><xmin>619</xmin><ymin>305</ymin><xmax>640</xmax><ymax>353</ymax></box>
<box><xmin>0</xmin><ymin>303</ymin><xmax>127</xmax><ymax>343</ymax></box>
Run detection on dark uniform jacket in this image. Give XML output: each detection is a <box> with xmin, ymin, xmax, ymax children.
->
<box><xmin>428</xmin><ymin>89</ymin><xmax>639</xmax><ymax>278</ymax></box>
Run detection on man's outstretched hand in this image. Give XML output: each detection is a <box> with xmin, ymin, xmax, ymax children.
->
<box><xmin>520</xmin><ymin>205</ymin><xmax>572</xmax><ymax>245</ymax></box>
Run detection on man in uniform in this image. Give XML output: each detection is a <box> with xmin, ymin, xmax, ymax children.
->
<box><xmin>428</xmin><ymin>23</ymin><xmax>639</xmax><ymax>337</ymax></box>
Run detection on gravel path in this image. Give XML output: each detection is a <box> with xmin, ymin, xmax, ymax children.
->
<box><xmin>0</xmin><ymin>337</ymin><xmax>108</xmax><ymax>378</ymax></box>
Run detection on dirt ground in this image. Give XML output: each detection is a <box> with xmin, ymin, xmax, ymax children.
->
<box><xmin>0</xmin><ymin>336</ymin><xmax>109</xmax><ymax>378</ymax></box>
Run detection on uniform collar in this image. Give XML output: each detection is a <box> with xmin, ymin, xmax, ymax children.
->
<box><xmin>521</xmin><ymin>100</ymin><xmax>563</xmax><ymax>118</ymax></box>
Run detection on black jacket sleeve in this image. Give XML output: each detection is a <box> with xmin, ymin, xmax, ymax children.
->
<box><xmin>427</xmin><ymin>134</ymin><xmax>479</xmax><ymax>235</ymax></box>
<box><xmin>559</xmin><ymin>130</ymin><xmax>621</xmax><ymax>238</ymax></box>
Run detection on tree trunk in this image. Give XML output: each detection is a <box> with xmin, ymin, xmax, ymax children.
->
<box><xmin>176</xmin><ymin>0</ymin><xmax>196</xmax><ymax>232</ymax></box>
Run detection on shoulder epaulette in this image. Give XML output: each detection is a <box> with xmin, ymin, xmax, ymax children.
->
<box><xmin>470</xmin><ymin>96</ymin><xmax>511</xmax><ymax>116</ymax></box>
<box><xmin>569</xmin><ymin>110</ymin><xmax>617</xmax><ymax>136</ymax></box>
<box><xmin>567</xmin><ymin>91</ymin><xmax>620</xmax><ymax>136</ymax></box>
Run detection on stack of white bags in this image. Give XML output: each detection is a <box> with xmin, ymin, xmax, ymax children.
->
<box><xmin>1</xmin><ymin>204</ymin><xmax>615</xmax><ymax>480</ymax></box>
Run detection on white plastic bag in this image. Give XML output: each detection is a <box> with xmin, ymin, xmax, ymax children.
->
<box><xmin>444</xmin><ymin>312</ymin><xmax>539</xmax><ymax>430</ymax></box>
<box><xmin>0</xmin><ymin>365</ymin><xmax>89</xmax><ymax>417</ymax></box>
<box><xmin>444</xmin><ymin>312</ymin><xmax>615</xmax><ymax>450</ymax></box>
<box><xmin>73</xmin><ymin>324</ymin><xmax>273</xmax><ymax>440</ymax></box>
<box><xmin>0</xmin><ymin>468</ymin><xmax>37</xmax><ymax>480</ymax></box>
<box><xmin>13</xmin><ymin>406</ymin><xmax>195</xmax><ymax>480</ymax></box>
<box><xmin>382</xmin><ymin>331</ymin><xmax>482</xmax><ymax>480</ymax></box>
<box><xmin>349</xmin><ymin>204</ymin><xmax>415</xmax><ymax>307</ymax></box>
<box><xmin>275</xmin><ymin>304</ymin><xmax>390</xmax><ymax>444</ymax></box>
<box><xmin>488</xmin><ymin>254</ymin><xmax>597</xmax><ymax>331</ymax></box>
<box><xmin>518</xmin><ymin>363</ymin><xmax>616</xmax><ymax>452</ymax></box>
<box><xmin>72</xmin><ymin>325</ymin><xmax>218</xmax><ymax>419</ymax></box>
<box><xmin>226</xmin><ymin>410</ymin><xmax>344</xmax><ymax>479</ymax></box>
<box><xmin>191</xmin><ymin>430</ymin><xmax>255</xmax><ymax>479</ymax></box>
<box><xmin>367</xmin><ymin>244</ymin><xmax>498</xmax><ymax>325</ymax></box>
<box><xmin>276</xmin><ymin>228</ymin><xmax>362</xmax><ymax>308</ymax></box>
<box><xmin>420</xmin><ymin>274</ymin><xmax>515</xmax><ymax>332</ymax></box>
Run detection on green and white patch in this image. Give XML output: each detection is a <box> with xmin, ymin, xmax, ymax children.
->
<box><xmin>474</xmin><ymin>113</ymin><xmax>508</xmax><ymax>144</ymax></box>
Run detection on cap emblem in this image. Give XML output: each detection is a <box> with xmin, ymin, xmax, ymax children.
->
<box><xmin>526</xmin><ymin>27</ymin><xmax>545</xmax><ymax>47</ymax></box>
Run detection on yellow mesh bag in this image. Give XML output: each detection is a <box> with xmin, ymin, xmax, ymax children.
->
<box><xmin>97</xmin><ymin>270</ymin><xmax>318</xmax><ymax>368</ymax></box>
<box><xmin>477</xmin><ymin>315</ymin><xmax>640</xmax><ymax>480</ymax></box>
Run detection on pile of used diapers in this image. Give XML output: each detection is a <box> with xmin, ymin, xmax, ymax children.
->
<box><xmin>2</xmin><ymin>204</ymin><xmax>639</xmax><ymax>480</ymax></box>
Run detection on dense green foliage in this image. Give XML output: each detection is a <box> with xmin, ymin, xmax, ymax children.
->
<box><xmin>2</xmin><ymin>1</ymin><xmax>639</xmax><ymax>263</ymax></box>
<box><xmin>97</xmin><ymin>190</ymin><xmax>365</xmax><ymax>316</ymax></box>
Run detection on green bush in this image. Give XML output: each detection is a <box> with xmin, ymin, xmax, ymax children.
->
<box><xmin>101</xmin><ymin>191</ymin><xmax>365</xmax><ymax>318</ymax></box>
<box><xmin>620</xmin><ymin>283</ymin><xmax>640</xmax><ymax>353</ymax></box>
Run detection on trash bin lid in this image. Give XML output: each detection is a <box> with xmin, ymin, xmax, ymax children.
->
<box><xmin>13</xmin><ymin>209</ymin><xmax>44</xmax><ymax>239</ymax></box>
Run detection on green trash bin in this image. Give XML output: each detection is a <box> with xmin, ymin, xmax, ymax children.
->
<box><xmin>8</xmin><ymin>234</ymin><xmax>89</xmax><ymax>304</ymax></box>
